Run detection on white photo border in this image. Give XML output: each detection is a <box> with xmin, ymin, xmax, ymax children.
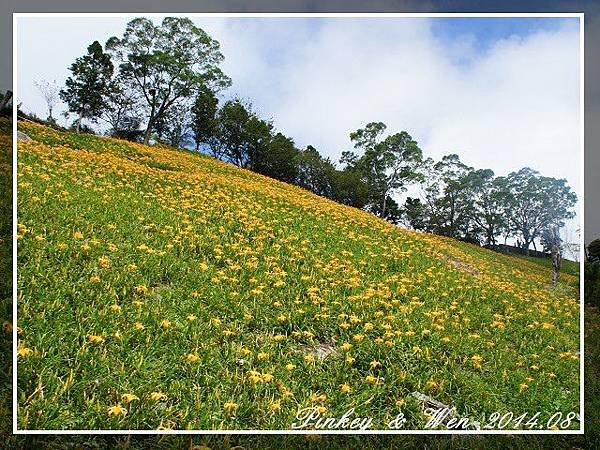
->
<box><xmin>12</xmin><ymin>11</ymin><xmax>586</xmax><ymax>435</ymax></box>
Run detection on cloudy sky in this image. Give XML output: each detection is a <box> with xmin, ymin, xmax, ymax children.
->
<box><xmin>16</xmin><ymin>15</ymin><xmax>582</xmax><ymax>247</ymax></box>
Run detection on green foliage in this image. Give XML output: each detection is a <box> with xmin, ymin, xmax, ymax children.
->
<box><xmin>212</xmin><ymin>100</ymin><xmax>301</xmax><ymax>185</ymax></box>
<box><xmin>294</xmin><ymin>145</ymin><xmax>336</xmax><ymax>197</ymax></box>
<box><xmin>466</xmin><ymin>169</ymin><xmax>508</xmax><ymax>246</ymax></box>
<box><xmin>190</xmin><ymin>87</ymin><xmax>219</xmax><ymax>151</ymax></box>
<box><xmin>402</xmin><ymin>197</ymin><xmax>427</xmax><ymax>231</ymax></box>
<box><xmin>513</xmin><ymin>255</ymin><xmax>580</xmax><ymax>277</ymax></box>
<box><xmin>215</xmin><ymin>99</ymin><xmax>273</xmax><ymax>167</ymax></box>
<box><xmin>329</xmin><ymin>169</ymin><xmax>370</xmax><ymax>208</ymax></box>
<box><xmin>421</xmin><ymin>154</ymin><xmax>476</xmax><ymax>240</ymax></box>
<box><xmin>294</xmin><ymin>146</ymin><xmax>372</xmax><ymax>209</ymax></box>
<box><xmin>106</xmin><ymin>17</ymin><xmax>231</xmax><ymax>144</ymax></box>
<box><xmin>402</xmin><ymin>158</ymin><xmax>577</xmax><ymax>253</ymax></box>
<box><xmin>505</xmin><ymin>168</ymin><xmax>577</xmax><ymax>251</ymax></box>
<box><xmin>254</xmin><ymin>132</ymin><xmax>299</xmax><ymax>183</ymax></box>
<box><xmin>343</xmin><ymin>122</ymin><xmax>423</xmax><ymax>219</ymax></box>
<box><xmin>60</xmin><ymin>41</ymin><xmax>114</xmax><ymax>128</ymax></box>
<box><xmin>0</xmin><ymin>90</ymin><xmax>12</xmax><ymax>117</ymax></box>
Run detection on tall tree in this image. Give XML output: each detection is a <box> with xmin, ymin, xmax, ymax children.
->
<box><xmin>106</xmin><ymin>17</ymin><xmax>231</xmax><ymax>145</ymax></box>
<box><xmin>295</xmin><ymin>145</ymin><xmax>336</xmax><ymax>197</ymax></box>
<box><xmin>421</xmin><ymin>154</ymin><xmax>477</xmax><ymax>240</ymax></box>
<box><xmin>505</xmin><ymin>167</ymin><xmax>577</xmax><ymax>252</ymax></box>
<box><xmin>588</xmin><ymin>239</ymin><xmax>600</xmax><ymax>263</ymax></box>
<box><xmin>465</xmin><ymin>169</ymin><xmax>508</xmax><ymax>246</ymax></box>
<box><xmin>0</xmin><ymin>91</ymin><xmax>12</xmax><ymax>117</ymax></box>
<box><xmin>343</xmin><ymin>122</ymin><xmax>423</xmax><ymax>219</ymax></box>
<box><xmin>541</xmin><ymin>226</ymin><xmax>562</xmax><ymax>287</ymax></box>
<box><xmin>253</xmin><ymin>132</ymin><xmax>299</xmax><ymax>183</ymax></box>
<box><xmin>215</xmin><ymin>99</ymin><xmax>272</xmax><ymax>167</ymax></box>
<box><xmin>190</xmin><ymin>87</ymin><xmax>219</xmax><ymax>151</ymax></box>
<box><xmin>330</xmin><ymin>169</ymin><xmax>370</xmax><ymax>209</ymax></box>
<box><xmin>402</xmin><ymin>197</ymin><xmax>428</xmax><ymax>231</ymax></box>
<box><xmin>98</xmin><ymin>83</ymin><xmax>140</xmax><ymax>138</ymax></box>
<box><xmin>59</xmin><ymin>41</ymin><xmax>114</xmax><ymax>132</ymax></box>
<box><xmin>245</xmin><ymin>116</ymin><xmax>275</xmax><ymax>172</ymax></box>
<box><xmin>214</xmin><ymin>99</ymin><xmax>250</xmax><ymax>163</ymax></box>
<box><xmin>154</xmin><ymin>101</ymin><xmax>192</xmax><ymax>148</ymax></box>
<box><xmin>35</xmin><ymin>79</ymin><xmax>60</xmax><ymax>122</ymax></box>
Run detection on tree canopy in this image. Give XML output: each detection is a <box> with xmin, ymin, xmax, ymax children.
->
<box><xmin>106</xmin><ymin>17</ymin><xmax>231</xmax><ymax>144</ymax></box>
<box><xmin>504</xmin><ymin>167</ymin><xmax>577</xmax><ymax>251</ymax></box>
<box><xmin>343</xmin><ymin>122</ymin><xmax>423</xmax><ymax>218</ymax></box>
<box><xmin>60</xmin><ymin>41</ymin><xmax>114</xmax><ymax>132</ymax></box>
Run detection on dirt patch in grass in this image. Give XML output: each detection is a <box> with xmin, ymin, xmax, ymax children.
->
<box><xmin>442</xmin><ymin>255</ymin><xmax>480</xmax><ymax>276</ymax></box>
<box><xmin>296</xmin><ymin>342</ymin><xmax>339</xmax><ymax>360</ymax></box>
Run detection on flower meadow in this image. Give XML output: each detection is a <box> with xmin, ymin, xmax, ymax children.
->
<box><xmin>15</xmin><ymin>120</ymin><xmax>580</xmax><ymax>430</ymax></box>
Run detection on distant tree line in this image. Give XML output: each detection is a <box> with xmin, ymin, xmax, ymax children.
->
<box><xmin>403</xmin><ymin>159</ymin><xmax>576</xmax><ymax>252</ymax></box>
<box><xmin>46</xmin><ymin>17</ymin><xmax>577</xmax><ymax>253</ymax></box>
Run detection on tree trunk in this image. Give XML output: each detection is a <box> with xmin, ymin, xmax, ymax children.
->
<box><xmin>76</xmin><ymin>116</ymin><xmax>81</xmax><ymax>134</ymax></box>
<box><xmin>382</xmin><ymin>194</ymin><xmax>388</xmax><ymax>219</ymax></box>
<box><xmin>551</xmin><ymin>244</ymin><xmax>561</xmax><ymax>288</ymax></box>
<box><xmin>522</xmin><ymin>239</ymin><xmax>530</xmax><ymax>256</ymax></box>
<box><xmin>521</xmin><ymin>232</ymin><xmax>531</xmax><ymax>255</ymax></box>
<box><xmin>143</xmin><ymin>122</ymin><xmax>152</xmax><ymax>145</ymax></box>
<box><xmin>487</xmin><ymin>229</ymin><xmax>494</xmax><ymax>246</ymax></box>
<box><xmin>143</xmin><ymin>108</ymin><xmax>158</xmax><ymax>146</ymax></box>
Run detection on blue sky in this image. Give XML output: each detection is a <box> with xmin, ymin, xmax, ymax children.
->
<box><xmin>432</xmin><ymin>17</ymin><xmax>578</xmax><ymax>47</ymax></box>
<box><xmin>16</xmin><ymin>15</ymin><xmax>582</xmax><ymax>250</ymax></box>
<box><xmin>198</xmin><ymin>17</ymin><xmax>581</xmax><ymax>70</ymax></box>
<box><xmin>431</xmin><ymin>17</ymin><xmax>579</xmax><ymax>64</ymax></box>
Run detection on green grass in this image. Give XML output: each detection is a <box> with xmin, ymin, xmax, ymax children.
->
<box><xmin>512</xmin><ymin>254</ymin><xmax>580</xmax><ymax>277</ymax></box>
<box><xmin>13</xmin><ymin>119</ymin><xmax>581</xmax><ymax>431</ymax></box>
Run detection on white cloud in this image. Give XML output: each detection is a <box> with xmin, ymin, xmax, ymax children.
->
<box><xmin>199</xmin><ymin>17</ymin><xmax>581</xmax><ymax>242</ymax></box>
<box><xmin>204</xmin><ymin>18</ymin><xmax>580</xmax><ymax>190</ymax></box>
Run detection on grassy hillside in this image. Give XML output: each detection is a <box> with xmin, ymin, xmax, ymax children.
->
<box><xmin>15</xmin><ymin>119</ymin><xmax>580</xmax><ymax>431</ymax></box>
<box><xmin>512</xmin><ymin>254</ymin><xmax>580</xmax><ymax>278</ymax></box>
